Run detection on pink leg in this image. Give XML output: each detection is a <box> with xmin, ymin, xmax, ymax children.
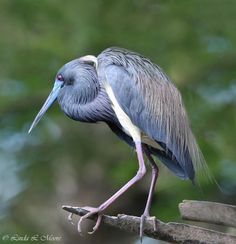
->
<box><xmin>140</xmin><ymin>145</ymin><xmax>159</xmax><ymax>240</ymax></box>
<box><xmin>143</xmin><ymin>146</ymin><xmax>159</xmax><ymax>216</ymax></box>
<box><xmin>77</xmin><ymin>141</ymin><xmax>146</xmax><ymax>235</ymax></box>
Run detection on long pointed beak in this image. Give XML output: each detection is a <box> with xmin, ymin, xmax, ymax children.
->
<box><xmin>28</xmin><ymin>80</ymin><xmax>63</xmax><ymax>134</ymax></box>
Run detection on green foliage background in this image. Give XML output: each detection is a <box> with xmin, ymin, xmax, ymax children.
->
<box><xmin>0</xmin><ymin>0</ymin><xmax>235</xmax><ymax>243</ymax></box>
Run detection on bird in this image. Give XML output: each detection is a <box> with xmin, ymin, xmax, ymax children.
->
<box><xmin>28</xmin><ymin>47</ymin><xmax>206</xmax><ymax>239</ymax></box>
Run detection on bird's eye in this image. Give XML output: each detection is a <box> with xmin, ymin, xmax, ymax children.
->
<box><xmin>57</xmin><ymin>74</ymin><xmax>64</xmax><ymax>81</ymax></box>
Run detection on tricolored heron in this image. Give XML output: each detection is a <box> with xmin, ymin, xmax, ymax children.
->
<box><xmin>29</xmin><ymin>47</ymin><xmax>205</xmax><ymax>238</ymax></box>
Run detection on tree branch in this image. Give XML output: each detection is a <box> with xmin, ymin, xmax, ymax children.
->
<box><xmin>62</xmin><ymin>205</ymin><xmax>236</xmax><ymax>244</ymax></box>
<box><xmin>179</xmin><ymin>200</ymin><xmax>236</xmax><ymax>228</ymax></box>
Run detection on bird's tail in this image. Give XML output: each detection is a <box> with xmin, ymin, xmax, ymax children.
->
<box><xmin>150</xmin><ymin>145</ymin><xmax>221</xmax><ymax>191</ymax></box>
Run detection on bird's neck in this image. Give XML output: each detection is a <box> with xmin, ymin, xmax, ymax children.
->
<box><xmin>58</xmin><ymin>84</ymin><xmax>115</xmax><ymax>123</ymax></box>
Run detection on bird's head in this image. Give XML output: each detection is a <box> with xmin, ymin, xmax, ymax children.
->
<box><xmin>28</xmin><ymin>56</ymin><xmax>98</xmax><ymax>133</ymax></box>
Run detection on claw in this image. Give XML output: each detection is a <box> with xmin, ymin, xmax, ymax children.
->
<box><xmin>77</xmin><ymin>206</ymin><xmax>103</xmax><ymax>235</ymax></box>
<box><xmin>77</xmin><ymin>216</ymin><xmax>84</xmax><ymax>235</ymax></box>
<box><xmin>150</xmin><ymin>216</ymin><xmax>157</xmax><ymax>231</ymax></box>
<box><xmin>88</xmin><ymin>215</ymin><xmax>102</xmax><ymax>234</ymax></box>
<box><xmin>67</xmin><ymin>213</ymin><xmax>74</xmax><ymax>225</ymax></box>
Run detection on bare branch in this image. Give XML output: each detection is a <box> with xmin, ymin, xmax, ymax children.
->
<box><xmin>62</xmin><ymin>205</ymin><xmax>236</xmax><ymax>244</ymax></box>
<box><xmin>179</xmin><ymin>200</ymin><xmax>236</xmax><ymax>228</ymax></box>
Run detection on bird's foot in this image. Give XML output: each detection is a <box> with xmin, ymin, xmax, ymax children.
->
<box><xmin>140</xmin><ymin>214</ymin><xmax>157</xmax><ymax>242</ymax></box>
<box><xmin>78</xmin><ymin>206</ymin><xmax>103</xmax><ymax>235</ymax></box>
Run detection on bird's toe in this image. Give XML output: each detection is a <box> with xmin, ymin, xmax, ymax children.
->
<box><xmin>77</xmin><ymin>206</ymin><xmax>103</xmax><ymax>235</ymax></box>
<box><xmin>88</xmin><ymin>215</ymin><xmax>102</xmax><ymax>235</ymax></box>
<box><xmin>140</xmin><ymin>214</ymin><xmax>148</xmax><ymax>242</ymax></box>
<box><xmin>149</xmin><ymin>216</ymin><xmax>157</xmax><ymax>231</ymax></box>
<box><xmin>67</xmin><ymin>213</ymin><xmax>75</xmax><ymax>225</ymax></box>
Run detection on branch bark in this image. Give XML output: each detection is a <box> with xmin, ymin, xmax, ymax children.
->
<box><xmin>62</xmin><ymin>205</ymin><xmax>236</xmax><ymax>244</ymax></box>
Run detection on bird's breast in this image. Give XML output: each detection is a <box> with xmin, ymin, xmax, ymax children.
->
<box><xmin>103</xmin><ymin>79</ymin><xmax>141</xmax><ymax>142</ymax></box>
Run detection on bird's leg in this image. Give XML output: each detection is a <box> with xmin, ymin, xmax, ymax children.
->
<box><xmin>140</xmin><ymin>145</ymin><xmax>159</xmax><ymax>240</ymax></box>
<box><xmin>143</xmin><ymin>145</ymin><xmax>159</xmax><ymax>216</ymax></box>
<box><xmin>77</xmin><ymin>141</ymin><xmax>146</xmax><ymax>235</ymax></box>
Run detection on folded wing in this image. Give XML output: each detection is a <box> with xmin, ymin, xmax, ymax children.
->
<box><xmin>98</xmin><ymin>47</ymin><xmax>205</xmax><ymax>181</ymax></box>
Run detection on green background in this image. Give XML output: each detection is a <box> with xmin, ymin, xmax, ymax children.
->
<box><xmin>0</xmin><ymin>0</ymin><xmax>235</xmax><ymax>243</ymax></box>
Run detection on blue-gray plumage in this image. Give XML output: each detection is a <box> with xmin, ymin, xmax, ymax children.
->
<box><xmin>98</xmin><ymin>48</ymin><xmax>203</xmax><ymax>180</ymax></box>
<box><xmin>28</xmin><ymin>47</ymin><xmax>206</xmax><ymax>239</ymax></box>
